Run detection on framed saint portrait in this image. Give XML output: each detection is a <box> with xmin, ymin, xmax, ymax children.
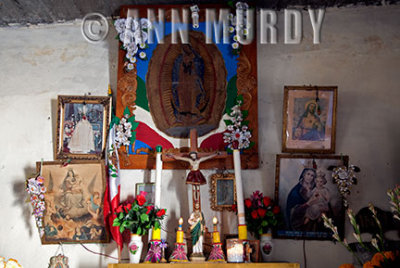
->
<box><xmin>282</xmin><ymin>86</ymin><xmax>337</xmax><ymax>153</ymax></box>
<box><xmin>274</xmin><ymin>154</ymin><xmax>348</xmax><ymax>240</ymax></box>
<box><xmin>36</xmin><ymin>160</ymin><xmax>109</xmax><ymax>244</ymax></box>
<box><xmin>135</xmin><ymin>183</ymin><xmax>155</xmax><ymax>204</ymax></box>
<box><xmin>55</xmin><ymin>95</ymin><xmax>111</xmax><ymax>160</ymax></box>
<box><xmin>210</xmin><ymin>173</ymin><xmax>236</xmax><ymax>211</ymax></box>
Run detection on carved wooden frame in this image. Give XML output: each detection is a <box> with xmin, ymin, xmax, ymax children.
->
<box><xmin>116</xmin><ymin>4</ymin><xmax>258</xmax><ymax>169</ymax></box>
<box><xmin>209</xmin><ymin>173</ymin><xmax>237</xmax><ymax>211</ymax></box>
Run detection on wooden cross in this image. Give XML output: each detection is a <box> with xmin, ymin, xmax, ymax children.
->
<box><xmin>163</xmin><ymin>128</ymin><xmax>226</xmax><ymax>212</ymax></box>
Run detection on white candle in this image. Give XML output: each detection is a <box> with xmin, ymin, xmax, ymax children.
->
<box><xmin>154</xmin><ymin>145</ymin><xmax>163</xmax><ymax>207</ymax></box>
<box><xmin>233</xmin><ymin>149</ymin><xmax>248</xmax><ymax>240</ymax></box>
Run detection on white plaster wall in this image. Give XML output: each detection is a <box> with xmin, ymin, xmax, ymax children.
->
<box><xmin>0</xmin><ymin>5</ymin><xmax>399</xmax><ymax>268</ymax></box>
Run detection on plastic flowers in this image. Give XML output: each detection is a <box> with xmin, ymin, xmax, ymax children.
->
<box><xmin>323</xmin><ymin>188</ymin><xmax>400</xmax><ymax>268</ymax></box>
<box><xmin>244</xmin><ymin>191</ymin><xmax>282</xmax><ymax>239</ymax></box>
<box><xmin>26</xmin><ymin>175</ymin><xmax>46</xmax><ymax>237</ymax></box>
<box><xmin>114</xmin><ymin>106</ymin><xmax>139</xmax><ymax>151</ymax></box>
<box><xmin>113</xmin><ymin>191</ymin><xmax>166</xmax><ymax>235</ymax></box>
<box><xmin>223</xmin><ymin>95</ymin><xmax>253</xmax><ymax>152</ymax></box>
<box><xmin>114</xmin><ymin>17</ymin><xmax>151</xmax><ymax>72</ymax></box>
<box><xmin>387</xmin><ymin>185</ymin><xmax>400</xmax><ymax>221</ymax></box>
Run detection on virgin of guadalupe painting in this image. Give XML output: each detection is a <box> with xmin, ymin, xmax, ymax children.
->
<box><xmin>282</xmin><ymin>86</ymin><xmax>337</xmax><ymax>154</ymax></box>
<box><xmin>37</xmin><ymin>161</ymin><xmax>109</xmax><ymax>244</ymax></box>
<box><xmin>274</xmin><ymin>154</ymin><xmax>347</xmax><ymax>240</ymax></box>
<box><xmin>115</xmin><ymin>4</ymin><xmax>259</xmax><ymax>169</ymax></box>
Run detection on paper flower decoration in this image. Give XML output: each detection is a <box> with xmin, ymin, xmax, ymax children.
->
<box><xmin>26</xmin><ymin>175</ymin><xmax>47</xmax><ymax>237</ymax></box>
<box><xmin>223</xmin><ymin>95</ymin><xmax>253</xmax><ymax>151</ymax></box>
<box><xmin>114</xmin><ymin>106</ymin><xmax>139</xmax><ymax>152</ymax></box>
<box><xmin>114</xmin><ymin>17</ymin><xmax>151</xmax><ymax>72</ymax></box>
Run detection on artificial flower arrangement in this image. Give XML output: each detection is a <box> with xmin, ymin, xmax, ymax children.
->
<box><xmin>244</xmin><ymin>191</ymin><xmax>283</xmax><ymax>239</ymax></box>
<box><xmin>322</xmin><ymin>185</ymin><xmax>400</xmax><ymax>268</ymax></box>
<box><xmin>113</xmin><ymin>191</ymin><xmax>167</xmax><ymax>235</ymax></box>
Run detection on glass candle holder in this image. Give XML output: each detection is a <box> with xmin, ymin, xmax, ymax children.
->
<box><xmin>226</xmin><ymin>238</ymin><xmax>244</xmax><ymax>263</ymax></box>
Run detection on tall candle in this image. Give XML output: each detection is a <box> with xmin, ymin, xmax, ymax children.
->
<box><xmin>176</xmin><ymin>217</ymin><xmax>184</xmax><ymax>243</ymax></box>
<box><xmin>151</xmin><ymin>145</ymin><xmax>163</xmax><ymax>241</ymax></box>
<box><xmin>212</xmin><ymin>217</ymin><xmax>221</xmax><ymax>243</ymax></box>
<box><xmin>233</xmin><ymin>149</ymin><xmax>247</xmax><ymax>240</ymax></box>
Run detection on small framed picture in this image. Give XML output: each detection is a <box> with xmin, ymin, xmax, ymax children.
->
<box><xmin>55</xmin><ymin>95</ymin><xmax>111</xmax><ymax>160</ymax></box>
<box><xmin>135</xmin><ymin>183</ymin><xmax>155</xmax><ymax>204</ymax></box>
<box><xmin>210</xmin><ymin>173</ymin><xmax>236</xmax><ymax>211</ymax></box>
<box><xmin>282</xmin><ymin>86</ymin><xmax>337</xmax><ymax>153</ymax></box>
<box><xmin>274</xmin><ymin>154</ymin><xmax>347</xmax><ymax>240</ymax></box>
<box><xmin>36</xmin><ymin>160</ymin><xmax>109</xmax><ymax>244</ymax></box>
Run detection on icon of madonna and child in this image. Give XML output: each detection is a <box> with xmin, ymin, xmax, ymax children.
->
<box><xmin>282</xmin><ymin>164</ymin><xmax>344</xmax><ymax>238</ymax></box>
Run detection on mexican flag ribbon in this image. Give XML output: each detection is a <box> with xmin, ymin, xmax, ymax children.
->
<box><xmin>104</xmin><ymin>124</ymin><xmax>123</xmax><ymax>251</ymax></box>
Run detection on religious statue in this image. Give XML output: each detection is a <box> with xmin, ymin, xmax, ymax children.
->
<box><xmin>188</xmin><ymin>202</ymin><xmax>205</xmax><ymax>260</ymax></box>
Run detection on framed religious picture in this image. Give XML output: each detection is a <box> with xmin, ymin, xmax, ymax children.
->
<box><xmin>115</xmin><ymin>4</ymin><xmax>259</xmax><ymax>170</ymax></box>
<box><xmin>55</xmin><ymin>95</ymin><xmax>111</xmax><ymax>160</ymax></box>
<box><xmin>274</xmin><ymin>154</ymin><xmax>348</xmax><ymax>240</ymax></box>
<box><xmin>282</xmin><ymin>86</ymin><xmax>337</xmax><ymax>153</ymax></box>
<box><xmin>36</xmin><ymin>160</ymin><xmax>109</xmax><ymax>244</ymax></box>
<box><xmin>135</xmin><ymin>183</ymin><xmax>155</xmax><ymax>204</ymax></box>
<box><xmin>210</xmin><ymin>173</ymin><xmax>237</xmax><ymax>211</ymax></box>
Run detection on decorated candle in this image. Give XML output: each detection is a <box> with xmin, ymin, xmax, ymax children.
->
<box><xmin>226</xmin><ymin>239</ymin><xmax>244</xmax><ymax>263</ymax></box>
<box><xmin>233</xmin><ymin>149</ymin><xmax>247</xmax><ymax>240</ymax></box>
<box><xmin>212</xmin><ymin>217</ymin><xmax>221</xmax><ymax>243</ymax></box>
<box><xmin>151</xmin><ymin>145</ymin><xmax>163</xmax><ymax>241</ymax></box>
<box><xmin>176</xmin><ymin>217</ymin><xmax>184</xmax><ymax>243</ymax></box>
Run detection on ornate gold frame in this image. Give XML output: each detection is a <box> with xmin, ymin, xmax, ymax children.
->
<box><xmin>209</xmin><ymin>173</ymin><xmax>237</xmax><ymax>211</ymax></box>
<box><xmin>55</xmin><ymin>95</ymin><xmax>111</xmax><ymax>160</ymax></box>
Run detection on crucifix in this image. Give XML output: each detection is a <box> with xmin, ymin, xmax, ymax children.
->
<box><xmin>164</xmin><ymin>128</ymin><xmax>225</xmax><ymax>260</ymax></box>
<box><xmin>164</xmin><ymin>128</ymin><xmax>225</xmax><ymax>212</ymax></box>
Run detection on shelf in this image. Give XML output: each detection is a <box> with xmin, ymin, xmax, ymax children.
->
<box><xmin>108</xmin><ymin>263</ymin><xmax>300</xmax><ymax>268</ymax></box>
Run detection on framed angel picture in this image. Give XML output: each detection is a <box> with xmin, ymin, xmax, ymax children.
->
<box><xmin>55</xmin><ymin>95</ymin><xmax>111</xmax><ymax>160</ymax></box>
<box><xmin>36</xmin><ymin>160</ymin><xmax>109</xmax><ymax>244</ymax></box>
<box><xmin>282</xmin><ymin>86</ymin><xmax>337</xmax><ymax>154</ymax></box>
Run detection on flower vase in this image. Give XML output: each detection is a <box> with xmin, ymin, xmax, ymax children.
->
<box><xmin>260</xmin><ymin>232</ymin><xmax>273</xmax><ymax>262</ymax></box>
<box><xmin>129</xmin><ymin>234</ymin><xmax>143</xmax><ymax>263</ymax></box>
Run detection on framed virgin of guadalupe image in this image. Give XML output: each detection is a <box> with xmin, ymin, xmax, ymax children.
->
<box><xmin>274</xmin><ymin>154</ymin><xmax>348</xmax><ymax>240</ymax></box>
<box><xmin>36</xmin><ymin>160</ymin><xmax>109</xmax><ymax>244</ymax></box>
<box><xmin>210</xmin><ymin>173</ymin><xmax>236</xmax><ymax>211</ymax></box>
<box><xmin>55</xmin><ymin>95</ymin><xmax>111</xmax><ymax>160</ymax></box>
<box><xmin>282</xmin><ymin>86</ymin><xmax>337</xmax><ymax>154</ymax></box>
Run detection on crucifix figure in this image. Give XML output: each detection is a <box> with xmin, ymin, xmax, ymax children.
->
<box><xmin>164</xmin><ymin>128</ymin><xmax>224</xmax><ymax>260</ymax></box>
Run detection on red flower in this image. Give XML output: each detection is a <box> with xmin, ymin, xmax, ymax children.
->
<box><xmin>231</xmin><ymin>204</ymin><xmax>237</xmax><ymax>212</ymax></box>
<box><xmin>136</xmin><ymin>194</ymin><xmax>146</xmax><ymax>206</ymax></box>
<box><xmin>125</xmin><ymin>203</ymin><xmax>132</xmax><ymax>211</ymax></box>
<box><xmin>116</xmin><ymin>205</ymin><xmax>123</xmax><ymax>213</ymax></box>
<box><xmin>257</xmin><ymin>208</ymin><xmax>267</xmax><ymax>218</ymax></box>
<box><xmin>146</xmin><ymin>205</ymin><xmax>153</xmax><ymax>215</ymax></box>
<box><xmin>156</xmin><ymin>209</ymin><xmax>166</xmax><ymax>217</ymax></box>
<box><xmin>273</xmin><ymin>206</ymin><xmax>280</xmax><ymax>214</ymax></box>
<box><xmin>244</xmin><ymin>198</ymin><xmax>252</xmax><ymax>208</ymax></box>
<box><xmin>263</xmin><ymin>196</ymin><xmax>271</xmax><ymax>207</ymax></box>
<box><xmin>251</xmin><ymin>210</ymin><xmax>258</xmax><ymax>219</ymax></box>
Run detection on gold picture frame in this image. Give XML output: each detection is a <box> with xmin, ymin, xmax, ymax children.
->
<box><xmin>282</xmin><ymin>86</ymin><xmax>337</xmax><ymax>154</ymax></box>
<box><xmin>36</xmin><ymin>160</ymin><xmax>109</xmax><ymax>244</ymax></box>
<box><xmin>210</xmin><ymin>173</ymin><xmax>237</xmax><ymax>211</ymax></box>
<box><xmin>55</xmin><ymin>95</ymin><xmax>111</xmax><ymax>160</ymax></box>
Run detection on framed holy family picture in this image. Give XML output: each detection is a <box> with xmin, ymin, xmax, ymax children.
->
<box><xmin>36</xmin><ymin>160</ymin><xmax>109</xmax><ymax>244</ymax></box>
<box><xmin>55</xmin><ymin>95</ymin><xmax>111</xmax><ymax>160</ymax></box>
<box><xmin>274</xmin><ymin>154</ymin><xmax>348</xmax><ymax>240</ymax></box>
<box><xmin>282</xmin><ymin>86</ymin><xmax>337</xmax><ymax>154</ymax></box>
